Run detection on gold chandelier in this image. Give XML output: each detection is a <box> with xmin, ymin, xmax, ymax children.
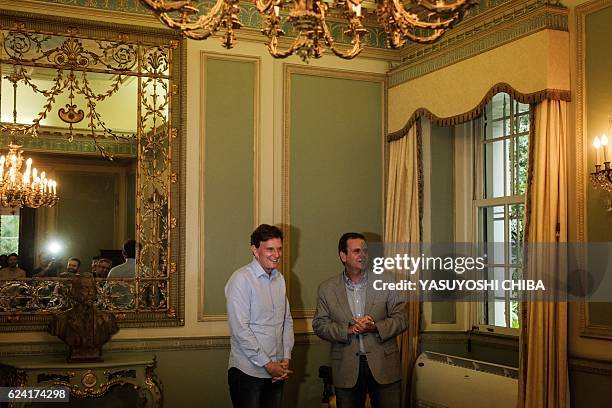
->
<box><xmin>141</xmin><ymin>0</ymin><xmax>477</xmax><ymax>61</ymax></box>
<box><xmin>0</xmin><ymin>144</ymin><xmax>58</xmax><ymax>208</ymax></box>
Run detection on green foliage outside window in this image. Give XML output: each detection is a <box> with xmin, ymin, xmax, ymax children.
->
<box><xmin>0</xmin><ymin>214</ymin><xmax>20</xmax><ymax>255</ymax></box>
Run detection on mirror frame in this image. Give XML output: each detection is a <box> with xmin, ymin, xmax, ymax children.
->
<box><xmin>0</xmin><ymin>10</ymin><xmax>186</xmax><ymax>331</ymax></box>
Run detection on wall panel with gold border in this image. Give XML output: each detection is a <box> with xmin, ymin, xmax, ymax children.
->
<box><xmin>282</xmin><ymin>65</ymin><xmax>385</xmax><ymax>318</ymax></box>
<box><xmin>198</xmin><ymin>53</ymin><xmax>259</xmax><ymax>321</ymax></box>
<box><xmin>571</xmin><ymin>0</ymin><xmax>612</xmax><ymax>352</ymax></box>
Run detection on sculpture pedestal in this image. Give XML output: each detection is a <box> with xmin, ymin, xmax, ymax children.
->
<box><xmin>2</xmin><ymin>353</ymin><xmax>162</xmax><ymax>407</ymax></box>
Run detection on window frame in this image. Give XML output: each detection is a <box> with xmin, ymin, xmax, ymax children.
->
<box><xmin>471</xmin><ymin>93</ymin><xmax>530</xmax><ymax>336</ymax></box>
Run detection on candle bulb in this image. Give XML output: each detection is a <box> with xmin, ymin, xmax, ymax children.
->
<box><xmin>274</xmin><ymin>5</ymin><xmax>280</xmax><ymax>16</ymax></box>
<box><xmin>601</xmin><ymin>133</ymin><xmax>609</xmax><ymax>162</ymax></box>
<box><xmin>352</xmin><ymin>3</ymin><xmax>361</xmax><ymax>16</ymax></box>
<box><xmin>0</xmin><ymin>156</ymin><xmax>5</xmax><ymax>180</ymax></box>
<box><xmin>594</xmin><ymin>136</ymin><xmax>601</xmax><ymax>166</ymax></box>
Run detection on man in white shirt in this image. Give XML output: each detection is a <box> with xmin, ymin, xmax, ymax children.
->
<box><xmin>107</xmin><ymin>240</ymin><xmax>136</xmax><ymax>278</ymax></box>
<box><xmin>225</xmin><ymin>224</ymin><xmax>294</xmax><ymax>408</ymax></box>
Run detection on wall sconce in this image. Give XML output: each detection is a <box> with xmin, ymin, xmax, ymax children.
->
<box><xmin>591</xmin><ymin>116</ymin><xmax>612</xmax><ymax>192</ymax></box>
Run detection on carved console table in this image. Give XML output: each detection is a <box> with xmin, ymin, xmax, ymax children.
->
<box><xmin>1</xmin><ymin>353</ymin><xmax>162</xmax><ymax>407</ymax></box>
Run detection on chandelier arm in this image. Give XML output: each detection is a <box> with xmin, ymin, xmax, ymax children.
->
<box><xmin>320</xmin><ymin>8</ymin><xmax>365</xmax><ymax>59</ymax></box>
<box><xmin>267</xmin><ymin>36</ymin><xmax>303</xmax><ymax>59</ymax></box>
<box><xmin>327</xmin><ymin>35</ymin><xmax>364</xmax><ymax>59</ymax></box>
<box><xmin>255</xmin><ymin>0</ymin><xmax>276</xmax><ymax>14</ymax></box>
<box><xmin>390</xmin><ymin>0</ymin><xmax>463</xmax><ymax>30</ymax></box>
<box><xmin>145</xmin><ymin>0</ymin><xmax>238</xmax><ymax>42</ymax></box>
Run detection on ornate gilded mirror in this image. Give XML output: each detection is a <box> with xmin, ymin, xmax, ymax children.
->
<box><xmin>0</xmin><ymin>11</ymin><xmax>185</xmax><ymax>330</ymax></box>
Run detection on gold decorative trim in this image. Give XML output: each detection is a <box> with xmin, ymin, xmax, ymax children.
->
<box><xmin>282</xmin><ymin>64</ymin><xmax>385</xmax><ymax>311</ymax></box>
<box><xmin>198</xmin><ymin>52</ymin><xmax>261</xmax><ymax>322</ymax></box>
<box><xmin>388</xmin><ymin>83</ymin><xmax>571</xmax><ymax>142</ymax></box>
<box><xmin>0</xmin><ymin>11</ymin><xmax>187</xmax><ymax>330</ymax></box>
<box><xmin>575</xmin><ymin>0</ymin><xmax>612</xmax><ymax>339</ymax></box>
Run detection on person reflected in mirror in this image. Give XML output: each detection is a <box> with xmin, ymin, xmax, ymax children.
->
<box><xmin>94</xmin><ymin>258</ymin><xmax>112</xmax><ymax>279</ymax></box>
<box><xmin>0</xmin><ymin>254</ymin><xmax>8</xmax><ymax>269</ymax></box>
<box><xmin>0</xmin><ymin>253</ymin><xmax>26</xmax><ymax>280</ymax></box>
<box><xmin>312</xmin><ymin>233</ymin><xmax>407</xmax><ymax>408</ymax></box>
<box><xmin>105</xmin><ymin>241</ymin><xmax>136</xmax><ymax>309</ymax></box>
<box><xmin>59</xmin><ymin>257</ymin><xmax>81</xmax><ymax>278</ymax></box>
<box><xmin>91</xmin><ymin>256</ymin><xmax>100</xmax><ymax>273</ymax></box>
<box><xmin>33</xmin><ymin>259</ymin><xmax>62</xmax><ymax>278</ymax></box>
<box><xmin>107</xmin><ymin>240</ymin><xmax>136</xmax><ymax>278</ymax></box>
<box><xmin>31</xmin><ymin>252</ymin><xmax>53</xmax><ymax>277</ymax></box>
<box><xmin>225</xmin><ymin>224</ymin><xmax>293</xmax><ymax>408</ymax></box>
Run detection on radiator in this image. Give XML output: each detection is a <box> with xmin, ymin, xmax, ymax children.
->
<box><xmin>412</xmin><ymin>351</ymin><xmax>518</xmax><ymax>408</ymax></box>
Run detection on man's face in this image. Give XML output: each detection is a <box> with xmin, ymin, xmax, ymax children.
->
<box><xmin>96</xmin><ymin>260</ymin><xmax>112</xmax><ymax>277</ymax></box>
<box><xmin>340</xmin><ymin>238</ymin><xmax>368</xmax><ymax>272</ymax></box>
<box><xmin>7</xmin><ymin>256</ymin><xmax>17</xmax><ymax>268</ymax></box>
<box><xmin>251</xmin><ymin>238</ymin><xmax>282</xmax><ymax>273</ymax></box>
<box><xmin>66</xmin><ymin>260</ymin><xmax>79</xmax><ymax>273</ymax></box>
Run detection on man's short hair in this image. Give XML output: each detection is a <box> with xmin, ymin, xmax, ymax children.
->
<box><xmin>338</xmin><ymin>232</ymin><xmax>366</xmax><ymax>255</ymax></box>
<box><xmin>250</xmin><ymin>224</ymin><xmax>283</xmax><ymax>248</ymax></box>
<box><xmin>68</xmin><ymin>257</ymin><xmax>81</xmax><ymax>267</ymax></box>
<box><xmin>98</xmin><ymin>258</ymin><xmax>112</xmax><ymax>266</ymax></box>
<box><xmin>123</xmin><ymin>239</ymin><xmax>136</xmax><ymax>258</ymax></box>
<box><xmin>7</xmin><ymin>253</ymin><xmax>18</xmax><ymax>259</ymax></box>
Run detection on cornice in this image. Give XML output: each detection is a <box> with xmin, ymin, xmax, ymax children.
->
<box><xmin>11</xmin><ymin>0</ymin><xmax>390</xmax><ymax>51</ymax></box>
<box><xmin>388</xmin><ymin>0</ymin><xmax>569</xmax><ymax>88</ymax></box>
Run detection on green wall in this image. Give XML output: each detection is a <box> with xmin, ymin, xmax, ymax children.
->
<box><xmin>202</xmin><ymin>58</ymin><xmax>255</xmax><ymax>316</ymax></box>
<box><xmin>55</xmin><ymin>171</ymin><xmax>117</xmax><ymax>267</ymax></box>
<box><xmin>585</xmin><ymin>5</ymin><xmax>612</xmax><ymax>330</ymax></box>
<box><xmin>289</xmin><ymin>73</ymin><xmax>383</xmax><ymax>311</ymax></box>
<box><xmin>586</xmin><ymin>6</ymin><xmax>612</xmax><ymax>245</ymax></box>
<box><xmin>429</xmin><ymin>123</ymin><xmax>456</xmax><ymax>324</ymax></box>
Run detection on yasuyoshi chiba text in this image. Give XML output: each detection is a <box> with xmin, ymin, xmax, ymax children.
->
<box><xmin>373</xmin><ymin>279</ymin><xmax>546</xmax><ymax>291</ymax></box>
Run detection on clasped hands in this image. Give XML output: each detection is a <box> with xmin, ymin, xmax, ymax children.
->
<box><xmin>265</xmin><ymin>358</ymin><xmax>292</xmax><ymax>383</ymax></box>
<box><xmin>349</xmin><ymin>315</ymin><xmax>376</xmax><ymax>335</ymax></box>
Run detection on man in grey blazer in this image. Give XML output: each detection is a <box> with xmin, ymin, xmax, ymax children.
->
<box><xmin>313</xmin><ymin>232</ymin><xmax>407</xmax><ymax>408</ymax></box>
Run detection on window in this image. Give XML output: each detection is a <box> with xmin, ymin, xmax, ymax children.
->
<box><xmin>475</xmin><ymin>93</ymin><xmax>530</xmax><ymax>330</ymax></box>
<box><xmin>0</xmin><ymin>212</ymin><xmax>20</xmax><ymax>255</ymax></box>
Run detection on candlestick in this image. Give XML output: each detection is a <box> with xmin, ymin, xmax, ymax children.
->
<box><xmin>601</xmin><ymin>133</ymin><xmax>609</xmax><ymax>162</ymax></box>
<box><xmin>594</xmin><ymin>136</ymin><xmax>601</xmax><ymax>166</ymax></box>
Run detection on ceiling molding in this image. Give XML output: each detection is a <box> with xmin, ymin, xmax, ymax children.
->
<box><xmin>388</xmin><ymin>0</ymin><xmax>569</xmax><ymax>88</ymax></box>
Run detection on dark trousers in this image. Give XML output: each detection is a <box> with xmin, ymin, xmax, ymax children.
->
<box><xmin>335</xmin><ymin>356</ymin><xmax>401</xmax><ymax>408</ymax></box>
<box><xmin>228</xmin><ymin>367</ymin><xmax>284</xmax><ymax>408</ymax></box>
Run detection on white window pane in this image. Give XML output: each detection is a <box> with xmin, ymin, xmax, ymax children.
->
<box><xmin>484</xmin><ymin>141</ymin><xmax>506</xmax><ymax>198</ymax></box>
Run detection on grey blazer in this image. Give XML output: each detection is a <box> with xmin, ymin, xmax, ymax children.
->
<box><xmin>312</xmin><ymin>270</ymin><xmax>407</xmax><ymax>388</ymax></box>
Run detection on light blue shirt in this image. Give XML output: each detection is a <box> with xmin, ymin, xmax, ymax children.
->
<box><xmin>225</xmin><ymin>259</ymin><xmax>294</xmax><ymax>378</ymax></box>
<box><xmin>344</xmin><ymin>271</ymin><xmax>367</xmax><ymax>354</ymax></box>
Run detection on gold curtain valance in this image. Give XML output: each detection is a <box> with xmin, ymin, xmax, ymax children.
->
<box><xmin>387</xmin><ymin>83</ymin><xmax>571</xmax><ymax>142</ymax></box>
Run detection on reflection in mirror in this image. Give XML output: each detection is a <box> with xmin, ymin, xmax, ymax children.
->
<box><xmin>0</xmin><ymin>13</ymin><xmax>183</xmax><ymax>329</ymax></box>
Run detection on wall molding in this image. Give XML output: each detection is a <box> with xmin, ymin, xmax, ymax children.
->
<box><xmin>281</xmin><ymin>64</ymin><xmax>385</xmax><ymax>318</ymax></box>
<box><xmin>575</xmin><ymin>0</ymin><xmax>612</xmax><ymax>340</ymax></box>
<box><xmin>0</xmin><ymin>333</ymin><xmax>323</xmax><ymax>357</ymax></box>
<box><xmin>569</xmin><ymin>356</ymin><xmax>612</xmax><ymax>376</ymax></box>
<box><xmin>197</xmin><ymin>52</ymin><xmax>261</xmax><ymax>322</ymax></box>
<box><xmin>389</xmin><ymin>0</ymin><xmax>568</xmax><ymax>88</ymax></box>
